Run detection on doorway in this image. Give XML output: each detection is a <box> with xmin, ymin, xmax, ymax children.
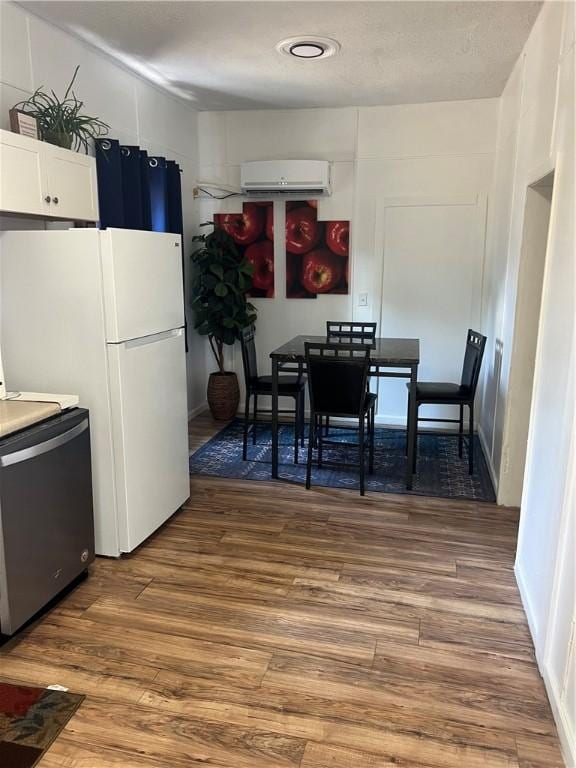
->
<box><xmin>499</xmin><ymin>171</ymin><xmax>555</xmax><ymax>506</ymax></box>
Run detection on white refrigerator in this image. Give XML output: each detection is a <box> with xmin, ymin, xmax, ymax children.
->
<box><xmin>0</xmin><ymin>228</ymin><xmax>190</xmax><ymax>556</ymax></box>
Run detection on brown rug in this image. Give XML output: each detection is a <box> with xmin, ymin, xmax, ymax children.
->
<box><xmin>0</xmin><ymin>682</ymin><xmax>84</xmax><ymax>767</ymax></box>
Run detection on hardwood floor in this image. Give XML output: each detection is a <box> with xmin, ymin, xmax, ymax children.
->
<box><xmin>1</xmin><ymin>412</ymin><xmax>564</xmax><ymax>767</ymax></box>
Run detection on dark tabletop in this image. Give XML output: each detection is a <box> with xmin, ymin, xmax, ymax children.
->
<box><xmin>270</xmin><ymin>336</ymin><xmax>420</xmax><ymax>365</ymax></box>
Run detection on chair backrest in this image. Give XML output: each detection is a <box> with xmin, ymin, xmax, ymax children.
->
<box><xmin>326</xmin><ymin>321</ymin><xmax>377</xmax><ymax>345</ymax></box>
<box><xmin>461</xmin><ymin>329</ymin><xmax>487</xmax><ymax>395</ymax></box>
<box><xmin>240</xmin><ymin>324</ymin><xmax>258</xmax><ymax>384</ymax></box>
<box><xmin>305</xmin><ymin>342</ymin><xmax>370</xmax><ymax>417</ymax></box>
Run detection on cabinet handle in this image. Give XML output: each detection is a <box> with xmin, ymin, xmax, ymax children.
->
<box><xmin>45</xmin><ymin>195</ymin><xmax>51</xmax><ymax>203</ymax></box>
<box><xmin>0</xmin><ymin>419</ymin><xmax>89</xmax><ymax>467</ymax></box>
<box><xmin>53</xmin><ymin>197</ymin><xmax>59</xmax><ymax>204</ymax></box>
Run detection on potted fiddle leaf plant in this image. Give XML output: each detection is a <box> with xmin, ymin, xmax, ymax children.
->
<box><xmin>191</xmin><ymin>223</ymin><xmax>257</xmax><ymax>420</ymax></box>
<box><xmin>12</xmin><ymin>65</ymin><xmax>109</xmax><ymax>152</ymax></box>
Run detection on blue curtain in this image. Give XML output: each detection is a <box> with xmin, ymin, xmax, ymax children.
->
<box><xmin>120</xmin><ymin>146</ymin><xmax>144</xmax><ymax>230</ymax></box>
<box><xmin>95</xmin><ymin>139</ymin><xmax>124</xmax><ymax>228</ymax></box>
<box><xmin>138</xmin><ymin>149</ymin><xmax>153</xmax><ymax>231</ymax></box>
<box><xmin>147</xmin><ymin>156</ymin><xmax>168</xmax><ymax>233</ymax></box>
<box><xmin>166</xmin><ymin>160</ymin><xmax>183</xmax><ymax>237</ymax></box>
<box><xmin>95</xmin><ymin>139</ymin><xmax>182</xmax><ymax>235</ymax></box>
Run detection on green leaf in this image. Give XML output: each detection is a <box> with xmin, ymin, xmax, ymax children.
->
<box><xmin>10</xmin><ymin>66</ymin><xmax>109</xmax><ymax>154</ymax></box>
<box><xmin>203</xmin><ymin>274</ymin><xmax>218</xmax><ymax>289</ymax></box>
<box><xmin>210</xmin><ymin>264</ymin><xmax>224</xmax><ymax>279</ymax></box>
<box><xmin>188</xmin><ymin>223</ymin><xmax>258</xmax><ymax>342</ymax></box>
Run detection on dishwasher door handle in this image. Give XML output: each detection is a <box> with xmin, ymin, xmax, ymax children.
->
<box><xmin>0</xmin><ymin>418</ymin><xmax>89</xmax><ymax>467</ymax></box>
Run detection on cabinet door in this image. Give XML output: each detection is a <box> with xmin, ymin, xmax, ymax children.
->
<box><xmin>45</xmin><ymin>146</ymin><xmax>99</xmax><ymax>221</ymax></box>
<box><xmin>0</xmin><ymin>130</ymin><xmax>48</xmax><ymax>216</ymax></box>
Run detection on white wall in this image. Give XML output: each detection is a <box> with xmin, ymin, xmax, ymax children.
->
<box><xmin>479</xmin><ymin>1</ymin><xmax>575</xmax><ymax>763</ymax></box>
<box><xmin>1</xmin><ymin>0</ymin><xmax>574</xmax><ymax>759</ymax></box>
<box><xmin>197</xmin><ymin>99</ymin><xmax>497</xmax><ymax>418</ymax></box>
<box><xmin>0</xmin><ymin>1</ymin><xmax>208</xmax><ymax>415</ymax></box>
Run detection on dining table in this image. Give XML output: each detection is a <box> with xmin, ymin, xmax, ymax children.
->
<box><xmin>269</xmin><ymin>335</ymin><xmax>420</xmax><ymax>490</ymax></box>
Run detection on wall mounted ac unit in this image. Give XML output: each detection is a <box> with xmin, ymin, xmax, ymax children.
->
<box><xmin>240</xmin><ymin>160</ymin><xmax>331</xmax><ymax>196</ymax></box>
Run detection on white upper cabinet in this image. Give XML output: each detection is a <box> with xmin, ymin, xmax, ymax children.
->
<box><xmin>0</xmin><ymin>129</ymin><xmax>99</xmax><ymax>222</ymax></box>
<box><xmin>44</xmin><ymin>145</ymin><xmax>98</xmax><ymax>221</ymax></box>
<box><xmin>0</xmin><ymin>130</ymin><xmax>47</xmax><ymax>217</ymax></box>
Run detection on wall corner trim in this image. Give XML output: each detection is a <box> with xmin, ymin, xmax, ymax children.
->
<box><xmin>188</xmin><ymin>400</ymin><xmax>208</xmax><ymax>421</ymax></box>
<box><xmin>514</xmin><ymin>560</ymin><xmax>542</xmax><ymax>663</ymax></box>
<box><xmin>478</xmin><ymin>424</ymin><xmax>498</xmax><ymax>494</ymax></box>
<box><xmin>542</xmin><ymin>666</ymin><xmax>576</xmax><ymax>768</ymax></box>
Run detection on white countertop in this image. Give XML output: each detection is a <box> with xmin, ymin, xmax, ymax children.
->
<box><xmin>0</xmin><ymin>400</ymin><xmax>61</xmax><ymax>437</ymax></box>
<box><xmin>6</xmin><ymin>392</ymin><xmax>80</xmax><ymax>409</ymax></box>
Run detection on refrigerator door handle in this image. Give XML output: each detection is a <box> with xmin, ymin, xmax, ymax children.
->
<box><xmin>0</xmin><ymin>419</ymin><xmax>89</xmax><ymax>467</ymax></box>
<box><xmin>123</xmin><ymin>328</ymin><xmax>184</xmax><ymax>350</ymax></box>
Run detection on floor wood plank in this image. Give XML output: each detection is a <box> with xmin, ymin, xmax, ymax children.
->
<box><xmin>0</xmin><ymin>410</ymin><xmax>561</xmax><ymax>767</ymax></box>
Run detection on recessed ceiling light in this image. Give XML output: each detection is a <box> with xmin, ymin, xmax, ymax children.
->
<box><xmin>290</xmin><ymin>43</ymin><xmax>325</xmax><ymax>59</ymax></box>
<box><xmin>276</xmin><ymin>36</ymin><xmax>340</xmax><ymax>61</ymax></box>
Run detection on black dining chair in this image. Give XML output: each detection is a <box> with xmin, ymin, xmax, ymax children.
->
<box><xmin>324</xmin><ymin>321</ymin><xmax>377</xmax><ymax>436</ymax></box>
<box><xmin>240</xmin><ymin>324</ymin><xmax>306</xmax><ymax>463</ymax></box>
<box><xmin>305</xmin><ymin>342</ymin><xmax>377</xmax><ymax>496</ymax></box>
<box><xmin>326</xmin><ymin>321</ymin><xmax>377</xmax><ymax>344</ymax></box>
<box><xmin>407</xmin><ymin>329</ymin><xmax>487</xmax><ymax>475</ymax></box>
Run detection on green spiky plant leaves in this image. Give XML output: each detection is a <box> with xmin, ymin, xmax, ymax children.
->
<box><xmin>13</xmin><ymin>65</ymin><xmax>109</xmax><ymax>152</ymax></box>
<box><xmin>191</xmin><ymin>223</ymin><xmax>257</xmax><ymax>373</ymax></box>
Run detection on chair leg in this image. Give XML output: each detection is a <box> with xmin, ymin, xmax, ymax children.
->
<box><xmin>243</xmin><ymin>392</ymin><xmax>251</xmax><ymax>461</ymax></box>
<box><xmin>318</xmin><ymin>417</ymin><xmax>323</xmax><ymax>468</ymax></box>
<box><xmin>469</xmin><ymin>402</ymin><xmax>474</xmax><ymax>475</ymax></box>
<box><xmin>359</xmin><ymin>415</ymin><xmax>366</xmax><ymax>496</ymax></box>
<box><xmin>412</xmin><ymin>405</ymin><xmax>419</xmax><ymax>473</ymax></box>
<box><xmin>405</xmin><ymin>390</ymin><xmax>411</xmax><ymax>457</ymax></box>
<box><xmin>458</xmin><ymin>403</ymin><xmax>464</xmax><ymax>458</ymax></box>
<box><xmin>293</xmin><ymin>395</ymin><xmax>299</xmax><ymax>465</ymax></box>
<box><xmin>300</xmin><ymin>390</ymin><xmax>305</xmax><ymax>447</ymax></box>
<box><xmin>325</xmin><ymin>416</ymin><xmax>330</xmax><ymax>436</ymax></box>
<box><xmin>369</xmin><ymin>404</ymin><xmax>375</xmax><ymax>474</ymax></box>
<box><xmin>252</xmin><ymin>394</ymin><xmax>258</xmax><ymax>445</ymax></box>
<box><xmin>306</xmin><ymin>414</ymin><xmax>315</xmax><ymax>489</ymax></box>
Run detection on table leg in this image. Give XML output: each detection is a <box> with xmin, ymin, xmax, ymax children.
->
<box><xmin>271</xmin><ymin>357</ymin><xmax>279</xmax><ymax>479</ymax></box>
<box><xmin>406</xmin><ymin>364</ymin><xmax>418</xmax><ymax>490</ymax></box>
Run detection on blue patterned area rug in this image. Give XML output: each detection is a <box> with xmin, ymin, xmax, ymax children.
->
<box><xmin>189</xmin><ymin>419</ymin><xmax>496</xmax><ymax>502</ymax></box>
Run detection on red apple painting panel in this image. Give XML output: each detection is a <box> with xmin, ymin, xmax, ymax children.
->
<box><xmin>214</xmin><ymin>202</ymin><xmax>274</xmax><ymax>298</ymax></box>
<box><xmin>285</xmin><ymin>201</ymin><xmax>349</xmax><ymax>298</ymax></box>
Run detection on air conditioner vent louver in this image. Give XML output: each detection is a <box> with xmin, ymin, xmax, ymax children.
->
<box><xmin>241</xmin><ymin>160</ymin><xmax>331</xmax><ymax>197</ymax></box>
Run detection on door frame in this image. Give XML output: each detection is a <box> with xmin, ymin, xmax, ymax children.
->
<box><xmin>372</xmin><ymin>193</ymin><xmax>487</xmax><ymax>426</ymax></box>
<box><xmin>498</xmin><ymin>166</ymin><xmax>555</xmax><ymax>507</ymax></box>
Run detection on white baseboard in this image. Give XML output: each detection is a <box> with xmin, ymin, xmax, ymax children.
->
<box><xmin>231</xmin><ymin>410</ymin><xmax>486</xmax><ymax>433</ymax></box>
<box><xmin>188</xmin><ymin>400</ymin><xmax>208</xmax><ymax>420</ymax></box>
<box><xmin>515</xmin><ymin>561</ymin><xmax>576</xmax><ymax>767</ymax></box>
<box><xmin>478</xmin><ymin>424</ymin><xmax>499</xmax><ymax>495</ymax></box>
<box><xmin>514</xmin><ymin>560</ymin><xmax>542</xmax><ymax>663</ymax></box>
<box><xmin>542</xmin><ymin>669</ymin><xmax>576</xmax><ymax>768</ymax></box>
<box><xmin>374</xmin><ymin>414</ymin><xmax>407</xmax><ymax>428</ymax></box>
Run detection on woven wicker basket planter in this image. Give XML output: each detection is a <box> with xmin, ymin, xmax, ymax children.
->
<box><xmin>207</xmin><ymin>371</ymin><xmax>240</xmax><ymax>420</ymax></box>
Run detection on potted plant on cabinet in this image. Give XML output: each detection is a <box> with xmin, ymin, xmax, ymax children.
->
<box><xmin>12</xmin><ymin>65</ymin><xmax>109</xmax><ymax>152</ymax></box>
<box><xmin>191</xmin><ymin>223</ymin><xmax>257</xmax><ymax>420</ymax></box>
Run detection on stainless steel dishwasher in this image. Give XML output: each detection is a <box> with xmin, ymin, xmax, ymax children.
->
<box><xmin>0</xmin><ymin>408</ymin><xmax>95</xmax><ymax>635</ymax></box>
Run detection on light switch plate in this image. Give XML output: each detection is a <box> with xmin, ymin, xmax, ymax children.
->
<box><xmin>358</xmin><ymin>293</ymin><xmax>368</xmax><ymax>307</ymax></box>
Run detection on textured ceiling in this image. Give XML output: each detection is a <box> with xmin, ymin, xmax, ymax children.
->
<box><xmin>20</xmin><ymin>1</ymin><xmax>542</xmax><ymax>110</ymax></box>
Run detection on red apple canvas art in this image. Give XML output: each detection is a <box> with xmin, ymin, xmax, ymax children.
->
<box><xmin>285</xmin><ymin>201</ymin><xmax>349</xmax><ymax>298</ymax></box>
<box><xmin>214</xmin><ymin>201</ymin><xmax>274</xmax><ymax>298</ymax></box>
